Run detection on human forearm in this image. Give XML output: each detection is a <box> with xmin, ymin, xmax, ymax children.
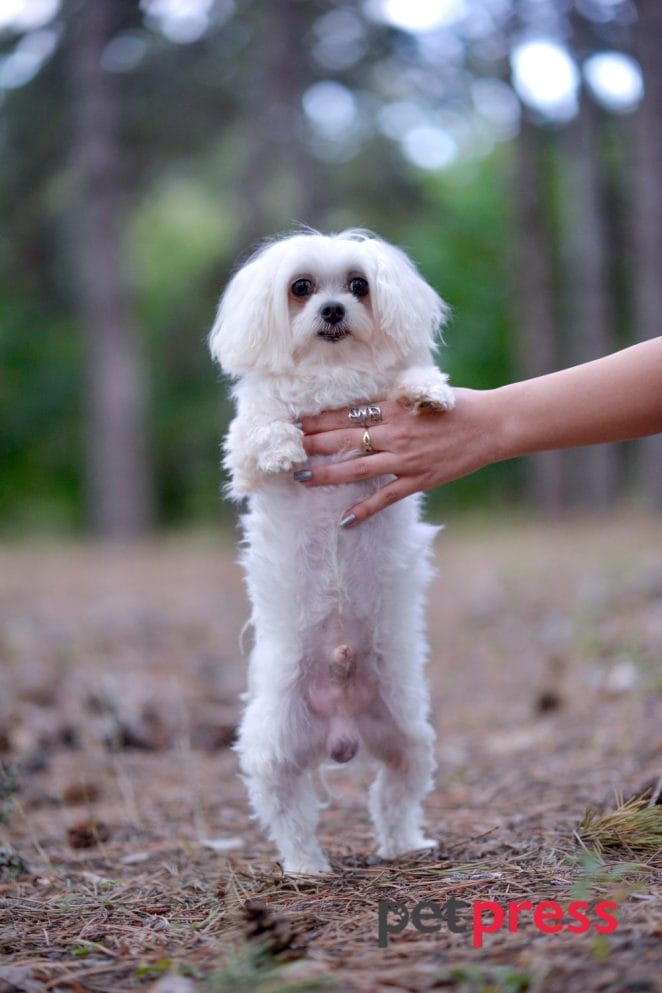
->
<box><xmin>493</xmin><ymin>338</ymin><xmax>662</xmax><ymax>463</ymax></box>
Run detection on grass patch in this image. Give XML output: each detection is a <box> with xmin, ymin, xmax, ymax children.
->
<box><xmin>577</xmin><ymin>786</ymin><xmax>662</xmax><ymax>858</ymax></box>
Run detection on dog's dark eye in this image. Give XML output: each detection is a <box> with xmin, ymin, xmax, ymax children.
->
<box><xmin>350</xmin><ymin>277</ymin><xmax>369</xmax><ymax>298</ymax></box>
<box><xmin>291</xmin><ymin>278</ymin><xmax>313</xmax><ymax>298</ymax></box>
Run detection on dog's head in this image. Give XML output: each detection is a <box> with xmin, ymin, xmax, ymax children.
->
<box><xmin>208</xmin><ymin>229</ymin><xmax>449</xmax><ymax>377</ymax></box>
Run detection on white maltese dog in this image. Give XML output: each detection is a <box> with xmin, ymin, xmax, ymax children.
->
<box><xmin>209</xmin><ymin>229</ymin><xmax>454</xmax><ymax>875</ymax></box>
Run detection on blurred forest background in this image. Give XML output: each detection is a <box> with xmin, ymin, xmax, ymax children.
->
<box><xmin>1</xmin><ymin>0</ymin><xmax>661</xmax><ymax>538</ymax></box>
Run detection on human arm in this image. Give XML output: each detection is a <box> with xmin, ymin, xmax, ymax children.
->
<box><xmin>296</xmin><ymin>337</ymin><xmax>662</xmax><ymax>526</ymax></box>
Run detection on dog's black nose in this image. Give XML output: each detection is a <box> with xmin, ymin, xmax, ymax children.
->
<box><xmin>320</xmin><ymin>301</ymin><xmax>346</xmax><ymax>325</ymax></box>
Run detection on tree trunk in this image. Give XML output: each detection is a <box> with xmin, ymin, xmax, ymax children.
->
<box><xmin>512</xmin><ymin>118</ymin><xmax>564</xmax><ymax>511</ymax></box>
<box><xmin>68</xmin><ymin>0</ymin><xmax>153</xmax><ymax>537</ymax></box>
<box><xmin>561</xmin><ymin>95</ymin><xmax>618</xmax><ymax>508</ymax></box>
<box><xmin>630</xmin><ymin>0</ymin><xmax>662</xmax><ymax>503</ymax></box>
<box><xmin>235</xmin><ymin>0</ymin><xmax>324</xmax><ymax>251</ymax></box>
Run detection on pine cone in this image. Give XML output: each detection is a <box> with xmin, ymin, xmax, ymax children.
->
<box><xmin>242</xmin><ymin>899</ymin><xmax>305</xmax><ymax>960</ymax></box>
<box><xmin>67</xmin><ymin>819</ymin><xmax>111</xmax><ymax>849</ymax></box>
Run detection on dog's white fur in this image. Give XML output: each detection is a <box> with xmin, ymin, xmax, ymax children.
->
<box><xmin>209</xmin><ymin>230</ymin><xmax>454</xmax><ymax>874</ymax></box>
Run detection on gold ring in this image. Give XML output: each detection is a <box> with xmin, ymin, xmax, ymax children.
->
<box><xmin>362</xmin><ymin>428</ymin><xmax>374</xmax><ymax>454</ymax></box>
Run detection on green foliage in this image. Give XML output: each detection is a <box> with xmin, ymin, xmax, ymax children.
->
<box><xmin>1</xmin><ymin>133</ymin><xmax>518</xmax><ymax>528</ymax></box>
<box><xmin>128</xmin><ymin>173</ymin><xmax>236</xmax><ymax>523</ymax></box>
<box><xmin>437</xmin><ymin>964</ymin><xmax>533</xmax><ymax>992</ymax></box>
<box><xmin>207</xmin><ymin>944</ymin><xmax>333</xmax><ymax>993</ymax></box>
<box><xmin>0</xmin><ymin>296</ymin><xmax>84</xmax><ymax>533</ymax></box>
<box><xmin>133</xmin><ymin>957</ymin><xmax>175</xmax><ymax>978</ymax></box>
<box><xmin>567</xmin><ymin>851</ymin><xmax>650</xmax><ymax>901</ymax></box>
<box><xmin>397</xmin><ymin>149</ymin><xmax>521</xmax><ymax>513</ymax></box>
<box><xmin>403</xmin><ymin>150</ymin><xmax>515</xmax><ymax>391</ymax></box>
<box><xmin>0</xmin><ymin>0</ymin><xmax>648</xmax><ymax>531</ymax></box>
<box><xmin>128</xmin><ymin>174</ymin><xmax>235</xmax><ymax>331</ymax></box>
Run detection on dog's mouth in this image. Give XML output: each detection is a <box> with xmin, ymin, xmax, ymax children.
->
<box><xmin>317</xmin><ymin>326</ymin><xmax>351</xmax><ymax>343</ymax></box>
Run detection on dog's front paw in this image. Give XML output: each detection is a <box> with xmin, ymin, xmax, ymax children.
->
<box><xmin>395</xmin><ymin>378</ymin><xmax>455</xmax><ymax>414</ymax></box>
<box><xmin>255</xmin><ymin>422</ymin><xmax>306</xmax><ymax>475</ymax></box>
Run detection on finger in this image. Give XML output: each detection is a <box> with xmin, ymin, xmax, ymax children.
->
<box><xmin>295</xmin><ymin>452</ymin><xmax>395</xmax><ymax>487</ymax></box>
<box><xmin>339</xmin><ymin>477</ymin><xmax>417</xmax><ymax>527</ymax></box>
<box><xmin>298</xmin><ymin>409</ymin><xmax>358</xmax><ymax>434</ymax></box>
<box><xmin>300</xmin><ymin>399</ymin><xmax>394</xmax><ymax>435</ymax></box>
<box><xmin>303</xmin><ymin>424</ymin><xmax>388</xmax><ymax>458</ymax></box>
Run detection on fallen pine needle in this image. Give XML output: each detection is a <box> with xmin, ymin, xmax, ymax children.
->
<box><xmin>578</xmin><ymin>790</ymin><xmax>662</xmax><ymax>855</ymax></box>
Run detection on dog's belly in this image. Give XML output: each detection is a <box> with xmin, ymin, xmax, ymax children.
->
<box><xmin>243</xmin><ymin>479</ymin><xmax>436</xmax><ymax>766</ymax></box>
<box><xmin>303</xmin><ymin>659</ymin><xmax>409</xmax><ymax>766</ymax></box>
<box><xmin>301</xmin><ymin>615</ymin><xmax>381</xmax><ymax>764</ymax></box>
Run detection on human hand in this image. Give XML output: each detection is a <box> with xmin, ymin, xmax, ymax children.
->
<box><xmin>295</xmin><ymin>388</ymin><xmax>501</xmax><ymax>526</ymax></box>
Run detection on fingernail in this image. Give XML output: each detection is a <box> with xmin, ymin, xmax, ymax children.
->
<box><xmin>340</xmin><ymin>513</ymin><xmax>357</xmax><ymax>529</ymax></box>
<box><xmin>293</xmin><ymin>421</ymin><xmax>303</xmax><ymax>430</ymax></box>
<box><xmin>293</xmin><ymin>469</ymin><xmax>312</xmax><ymax>481</ymax></box>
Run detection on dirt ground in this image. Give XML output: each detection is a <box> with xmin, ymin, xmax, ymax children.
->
<box><xmin>0</xmin><ymin>514</ymin><xmax>660</xmax><ymax>993</ymax></box>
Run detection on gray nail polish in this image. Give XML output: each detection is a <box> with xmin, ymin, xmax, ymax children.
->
<box><xmin>293</xmin><ymin>421</ymin><xmax>303</xmax><ymax>430</ymax></box>
<box><xmin>340</xmin><ymin>513</ymin><xmax>357</xmax><ymax>529</ymax></box>
<box><xmin>293</xmin><ymin>469</ymin><xmax>313</xmax><ymax>481</ymax></box>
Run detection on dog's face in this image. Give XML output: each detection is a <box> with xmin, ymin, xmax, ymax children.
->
<box><xmin>209</xmin><ymin>230</ymin><xmax>448</xmax><ymax>377</ymax></box>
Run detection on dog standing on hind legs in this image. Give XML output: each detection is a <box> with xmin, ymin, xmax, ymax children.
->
<box><xmin>208</xmin><ymin>229</ymin><xmax>454</xmax><ymax>874</ymax></box>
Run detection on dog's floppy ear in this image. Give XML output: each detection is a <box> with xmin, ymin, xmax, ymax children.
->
<box><xmin>208</xmin><ymin>248</ymin><xmax>291</xmax><ymax>376</ymax></box>
<box><xmin>368</xmin><ymin>239</ymin><xmax>449</xmax><ymax>357</ymax></box>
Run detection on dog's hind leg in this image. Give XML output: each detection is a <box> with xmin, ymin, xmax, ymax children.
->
<box><xmin>367</xmin><ymin>727</ymin><xmax>437</xmax><ymax>860</ymax></box>
<box><xmin>241</xmin><ymin>757</ymin><xmax>331</xmax><ymax>875</ymax></box>
<box><xmin>236</xmin><ymin>697</ymin><xmax>330</xmax><ymax>875</ymax></box>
